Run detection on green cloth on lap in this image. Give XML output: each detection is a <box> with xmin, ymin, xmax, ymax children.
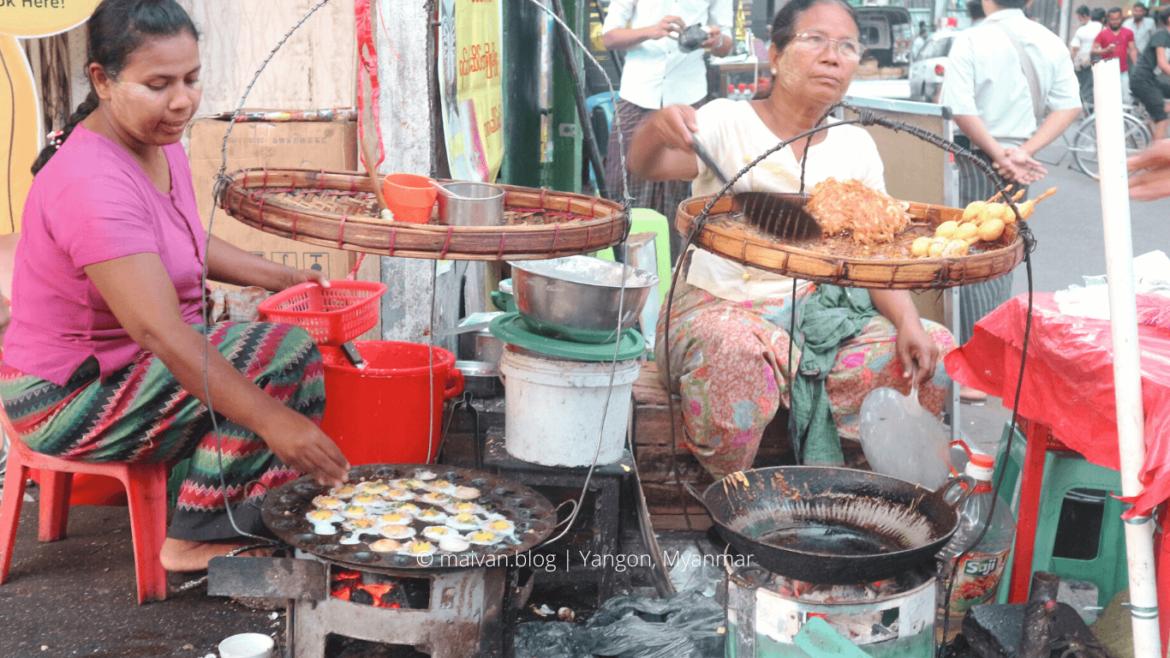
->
<box><xmin>791</xmin><ymin>285</ymin><xmax>878</xmax><ymax>464</ymax></box>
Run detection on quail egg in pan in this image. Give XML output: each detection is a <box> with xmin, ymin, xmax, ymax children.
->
<box><xmin>446</xmin><ymin>513</ymin><xmax>482</xmax><ymax>531</ymax></box>
<box><xmin>415</xmin><ymin>508</ymin><xmax>448</xmax><ymax>523</ymax></box>
<box><xmin>427</xmin><ymin>479</ymin><xmax>455</xmax><ymax>492</ymax></box>
<box><xmin>439</xmin><ymin>536</ymin><xmax>471</xmax><ymax>552</ymax></box>
<box><xmin>306</xmin><ymin>509</ymin><xmax>341</xmax><ymax>534</ymax></box>
<box><xmin>451</xmin><ymin>486</ymin><xmax>481</xmax><ymax>501</ymax></box>
<box><xmin>329</xmin><ymin>484</ymin><xmax>357</xmax><ymax>499</ymax></box>
<box><xmin>395</xmin><ymin>478</ymin><xmax>425</xmax><ymax>490</ymax></box>
<box><xmin>384</xmin><ymin>488</ymin><xmax>415</xmax><ymax>501</ymax></box>
<box><xmin>312</xmin><ymin>495</ymin><xmax>343</xmax><ymax>509</ymax></box>
<box><xmin>421</xmin><ymin>492</ymin><xmax>450</xmax><ymax>505</ymax></box>
<box><xmin>422</xmin><ymin>525</ymin><xmax>454</xmax><ymax>540</ymax></box>
<box><xmin>414</xmin><ymin>469</ymin><xmax>438</xmax><ymax>481</ymax></box>
<box><xmin>352</xmin><ymin>493</ymin><xmax>381</xmax><ymax>506</ymax></box>
<box><xmin>340</xmin><ymin>504</ymin><xmax>367</xmax><ymax>519</ymax></box>
<box><xmin>400</xmin><ymin>540</ymin><xmax>436</xmax><ymax>557</ymax></box>
<box><xmin>486</xmin><ymin>519</ymin><xmax>515</xmax><ymax>534</ymax></box>
<box><xmin>356</xmin><ymin>481</ymin><xmax>390</xmax><ymax>495</ymax></box>
<box><xmin>395</xmin><ymin>503</ymin><xmax>421</xmax><ymax>516</ymax></box>
<box><xmin>468</xmin><ymin>530</ymin><xmax>499</xmax><ymax>545</ymax></box>
<box><xmin>369</xmin><ymin>538</ymin><xmax>403</xmax><ymax>553</ymax></box>
<box><xmin>378</xmin><ymin>512</ymin><xmax>410</xmax><ymax>526</ymax></box>
<box><xmin>448</xmin><ymin>501</ymin><xmax>481</xmax><ymax>515</ymax></box>
<box><xmin>379</xmin><ymin>524</ymin><xmax>416</xmax><ymax>540</ymax></box>
<box><xmin>340</xmin><ymin>518</ymin><xmax>379</xmax><ymax>545</ymax></box>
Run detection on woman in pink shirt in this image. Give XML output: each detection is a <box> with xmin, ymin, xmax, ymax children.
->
<box><xmin>0</xmin><ymin>0</ymin><xmax>348</xmax><ymax>572</ymax></box>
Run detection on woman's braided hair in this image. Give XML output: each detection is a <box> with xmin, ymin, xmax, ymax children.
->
<box><xmin>31</xmin><ymin>0</ymin><xmax>198</xmax><ymax>176</ymax></box>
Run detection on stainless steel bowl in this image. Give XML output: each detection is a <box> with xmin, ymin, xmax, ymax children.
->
<box><xmin>455</xmin><ymin>360</ymin><xmax>504</xmax><ymax>398</ymax></box>
<box><xmin>437</xmin><ymin>182</ymin><xmax>505</xmax><ymax>227</ymax></box>
<box><xmin>507</xmin><ymin>256</ymin><xmax>659</xmax><ymax>343</ymax></box>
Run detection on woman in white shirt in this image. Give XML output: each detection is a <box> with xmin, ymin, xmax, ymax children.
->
<box><xmin>628</xmin><ymin>0</ymin><xmax>955</xmax><ymax>476</ymax></box>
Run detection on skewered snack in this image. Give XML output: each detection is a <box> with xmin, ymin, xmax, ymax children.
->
<box><xmin>907</xmin><ymin>187</ymin><xmax>1056</xmax><ymax>259</ymax></box>
<box><xmin>805</xmin><ymin>178</ymin><xmax>911</xmax><ymax>245</ymax></box>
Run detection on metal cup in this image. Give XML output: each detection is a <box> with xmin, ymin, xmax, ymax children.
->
<box><xmin>437</xmin><ymin>182</ymin><xmax>505</xmax><ymax>227</ymax></box>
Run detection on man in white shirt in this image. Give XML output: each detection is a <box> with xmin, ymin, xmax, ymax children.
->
<box><xmin>1070</xmin><ymin>4</ymin><xmax>1102</xmax><ymax>105</ymax></box>
<box><xmin>601</xmin><ymin>0</ymin><xmax>733</xmax><ymax>256</ymax></box>
<box><xmin>912</xmin><ymin>22</ymin><xmax>928</xmax><ymax>59</ymax></box>
<box><xmin>939</xmin><ymin>0</ymin><xmax>1081</xmax><ymax>347</ymax></box>
<box><xmin>1123</xmin><ymin>2</ymin><xmax>1154</xmax><ymax>54</ymax></box>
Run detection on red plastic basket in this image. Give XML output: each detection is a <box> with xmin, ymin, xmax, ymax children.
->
<box><xmin>258</xmin><ymin>281</ymin><xmax>387</xmax><ymax>346</ymax></box>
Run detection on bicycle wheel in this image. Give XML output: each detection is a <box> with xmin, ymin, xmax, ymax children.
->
<box><xmin>1071</xmin><ymin>112</ymin><xmax>1151</xmax><ymax>179</ymax></box>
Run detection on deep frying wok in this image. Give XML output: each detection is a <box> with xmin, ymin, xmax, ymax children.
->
<box><xmin>686</xmin><ymin>467</ymin><xmax>974</xmax><ymax>584</ymax></box>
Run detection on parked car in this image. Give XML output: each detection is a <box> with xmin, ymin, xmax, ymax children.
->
<box><xmin>908</xmin><ymin>29</ymin><xmax>958</xmax><ymax>102</ymax></box>
<box><xmin>856</xmin><ymin>6</ymin><xmax>914</xmax><ymax>67</ymax></box>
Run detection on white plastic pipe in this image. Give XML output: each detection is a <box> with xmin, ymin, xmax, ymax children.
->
<box><xmin>1058</xmin><ymin>0</ymin><xmax>1072</xmax><ymax>45</ymax></box>
<box><xmin>1092</xmin><ymin>59</ymin><xmax>1163</xmax><ymax>658</ymax></box>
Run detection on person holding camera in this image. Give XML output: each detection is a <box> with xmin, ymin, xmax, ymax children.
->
<box><xmin>602</xmin><ymin>0</ymin><xmax>733</xmax><ymax>257</ymax></box>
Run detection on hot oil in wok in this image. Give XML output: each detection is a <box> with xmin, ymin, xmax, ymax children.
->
<box><xmin>759</xmin><ymin>519</ymin><xmax>903</xmax><ymax>556</ymax></box>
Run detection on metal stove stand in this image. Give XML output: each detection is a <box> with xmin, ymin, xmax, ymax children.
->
<box><xmin>484</xmin><ymin>431</ymin><xmax>633</xmax><ymax>605</ymax></box>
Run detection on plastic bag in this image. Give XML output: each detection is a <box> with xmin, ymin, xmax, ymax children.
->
<box><xmin>514</xmin><ymin>591</ymin><xmax>726</xmax><ymax>658</ymax></box>
<box><xmin>858</xmin><ymin>386</ymin><xmax>951</xmax><ymax>490</ymax></box>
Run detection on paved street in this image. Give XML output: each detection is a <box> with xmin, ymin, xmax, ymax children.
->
<box><xmin>1011</xmin><ymin>130</ymin><xmax>1170</xmax><ymax>297</ymax></box>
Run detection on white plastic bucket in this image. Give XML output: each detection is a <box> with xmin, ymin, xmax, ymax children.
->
<box><xmin>218</xmin><ymin>633</ymin><xmax>274</xmax><ymax>658</ymax></box>
<box><xmin>500</xmin><ymin>350</ymin><xmax>639</xmax><ymax>467</ymax></box>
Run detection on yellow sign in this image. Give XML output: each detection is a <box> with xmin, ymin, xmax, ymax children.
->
<box><xmin>0</xmin><ymin>35</ymin><xmax>38</xmax><ymax>233</ymax></box>
<box><xmin>437</xmin><ymin>0</ymin><xmax>503</xmax><ymax>182</ymax></box>
<box><xmin>0</xmin><ymin>0</ymin><xmax>100</xmax><ymax>38</ymax></box>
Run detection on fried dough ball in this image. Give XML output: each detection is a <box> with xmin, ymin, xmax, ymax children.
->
<box><xmin>962</xmin><ymin>201</ymin><xmax>986</xmax><ymax>223</ymax></box>
<box><xmin>910</xmin><ymin>236</ymin><xmax>932</xmax><ymax>257</ymax></box>
<box><xmin>978</xmin><ymin>219</ymin><xmax>1006</xmax><ymax>242</ymax></box>
<box><xmin>955</xmin><ymin>222</ymin><xmax>979</xmax><ymax>242</ymax></box>
<box><xmin>941</xmin><ymin>240</ymin><xmax>969</xmax><ymax>257</ymax></box>
<box><xmin>935</xmin><ymin>220</ymin><xmax>960</xmax><ymax>239</ymax></box>
<box><xmin>928</xmin><ymin>237</ymin><xmax>948</xmax><ymax>258</ymax></box>
<box><xmin>980</xmin><ymin>203</ymin><xmax>1007</xmax><ymax>225</ymax></box>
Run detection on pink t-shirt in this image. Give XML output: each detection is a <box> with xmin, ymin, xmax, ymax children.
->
<box><xmin>1094</xmin><ymin>26</ymin><xmax>1136</xmax><ymax>72</ymax></box>
<box><xmin>4</xmin><ymin>125</ymin><xmax>208</xmax><ymax>386</ymax></box>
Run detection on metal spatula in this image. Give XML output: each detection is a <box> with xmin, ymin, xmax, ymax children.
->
<box><xmin>690</xmin><ymin>132</ymin><xmax>823</xmax><ymax>242</ymax></box>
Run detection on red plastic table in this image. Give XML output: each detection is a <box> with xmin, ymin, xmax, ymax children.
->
<box><xmin>944</xmin><ymin>293</ymin><xmax>1170</xmax><ymax>645</ymax></box>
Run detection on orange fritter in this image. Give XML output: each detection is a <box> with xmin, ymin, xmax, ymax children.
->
<box><xmin>805</xmin><ymin>178</ymin><xmax>911</xmax><ymax>245</ymax></box>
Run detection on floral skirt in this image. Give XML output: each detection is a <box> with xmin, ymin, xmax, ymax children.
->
<box><xmin>655</xmin><ymin>280</ymin><xmax>956</xmax><ymax>478</ymax></box>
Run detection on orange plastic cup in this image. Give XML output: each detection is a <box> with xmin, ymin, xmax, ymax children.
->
<box><xmin>382</xmin><ymin>173</ymin><xmax>438</xmax><ymax>224</ymax></box>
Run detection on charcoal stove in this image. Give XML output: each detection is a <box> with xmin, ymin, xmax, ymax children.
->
<box><xmin>724</xmin><ymin>557</ymin><xmax>938</xmax><ymax>658</ymax></box>
<box><xmin>213</xmin><ymin>464</ymin><xmax>556</xmax><ymax>658</ymax></box>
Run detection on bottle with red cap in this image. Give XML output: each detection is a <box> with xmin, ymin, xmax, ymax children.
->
<box><xmin>937</xmin><ymin>442</ymin><xmax>1017</xmax><ymax>619</ymax></box>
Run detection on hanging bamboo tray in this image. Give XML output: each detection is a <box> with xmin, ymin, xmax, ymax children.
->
<box><xmin>676</xmin><ymin>195</ymin><xmax>1025</xmax><ymax>290</ymax></box>
<box><xmin>217</xmin><ymin>169</ymin><xmax>627</xmax><ymax>260</ymax></box>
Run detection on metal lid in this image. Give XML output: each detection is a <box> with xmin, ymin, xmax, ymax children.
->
<box><xmin>489</xmin><ymin>312</ymin><xmax>645</xmax><ymax>361</ymax></box>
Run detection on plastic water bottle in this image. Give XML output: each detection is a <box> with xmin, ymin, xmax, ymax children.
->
<box><xmin>727</xmin><ymin>84</ymin><xmax>738</xmax><ymax>100</ymax></box>
<box><xmin>937</xmin><ymin>448</ymin><xmax>1016</xmax><ymax>621</ymax></box>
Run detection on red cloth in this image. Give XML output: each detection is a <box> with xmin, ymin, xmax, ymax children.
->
<box><xmin>944</xmin><ymin>293</ymin><xmax>1170</xmax><ymax>518</ymax></box>
<box><xmin>1093</xmin><ymin>27</ymin><xmax>1135</xmax><ymax>72</ymax></box>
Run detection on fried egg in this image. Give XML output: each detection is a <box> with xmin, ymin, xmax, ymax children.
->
<box><xmin>487</xmin><ymin>519</ymin><xmax>515</xmax><ymax>534</ymax></box>
<box><xmin>378</xmin><ymin>512</ymin><xmax>410</xmax><ymax>526</ymax></box>
<box><xmin>340</xmin><ymin>518</ymin><xmax>379</xmax><ymax>545</ymax></box>
<box><xmin>306</xmin><ymin>509</ymin><xmax>341</xmax><ymax>535</ymax></box>
<box><xmin>422</xmin><ymin>525</ymin><xmax>453</xmax><ymax>540</ymax></box>
<box><xmin>414</xmin><ymin>469</ymin><xmax>438</xmax><ymax>481</ymax></box>
<box><xmin>344</xmin><ymin>517</ymin><xmax>377</xmax><ymax>531</ymax></box>
<box><xmin>446</xmin><ymin>513</ymin><xmax>481</xmax><ymax>531</ymax></box>
<box><xmin>329</xmin><ymin>485</ymin><xmax>357</xmax><ymax>499</ymax></box>
<box><xmin>415</xmin><ymin>508</ymin><xmax>448</xmax><ymax>523</ymax></box>
<box><xmin>449</xmin><ymin>501</ymin><xmax>481</xmax><ymax>514</ymax></box>
<box><xmin>311</xmin><ymin>495</ymin><xmax>343</xmax><ymax>509</ymax></box>
<box><xmin>340</xmin><ymin>505</ymin><xmax>367</xmax><ymax>519</ymax></box>
<box><xmin>400</xmin><ymin>540</ymin><xmax>436</xmax><ymax>557</ymax></box>
<box><xmin>395</xmin><ymin>478</ymin><xmax>425</xmax><ymax>490</ymax></box>
<box><xmin>422</xmin><ymin>492</ymin><xmax>450</xmax><ymax>505</ymax></box>
<box><xmin>352</xmin><ymin>493</ymin><xmax>380</xmax><ymax>506</ymax></box>
<box><xmin>438</xmin><ymin>536</ymin><xmax>470</xmax><ymax>552</ymax></box>
<box><xmin>395</xmin><ymin>503</ymin><xmax>421</xmax><ymax>515</ymax></box>
<box><xmin>356</xmin><ymin>481</ymin><xmax>390</xmax><ymax>495</ymax></box>
<box><xmin>468</xmin><ymin>530</ymin><xmax>498</xmax><ymax>545</ymax></box>
<box><xmin>451</xmin><ymin>486</ymin><xmax>481</xmax><ymax>501</ymax></box>
<box><xmin>369</xmin><ymin>538</ymin><xmax>403</xmax><ymax>553</ymax></box>
<box><xmin>379</xmin><ymin>524</ymin><xmax>416</xmax><ymax>539</ymax></box>
<box><xmin>384</xmin><ymin>488</ymin><xmax>415</xmax><ymax>501</ymax></box>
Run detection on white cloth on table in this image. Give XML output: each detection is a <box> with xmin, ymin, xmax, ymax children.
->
<box><xmin>682</xmin><ymin>98</ymin><xmax>886</xmax><ymax>303</ymax></box>
<box><xmin>941</xmin><ymin>8</ymin><xmax>1081</xmax><ymax>147</ymax></box>
<box><xmin>601</xmin><ymin>0</ymin><xmax>733</xmax><ymax>109</ymax></box>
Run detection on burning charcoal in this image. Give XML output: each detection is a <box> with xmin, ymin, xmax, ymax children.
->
<box><xmin>350</xmin><ymin>588</ymin><xmax>374</xmax><ymax>606</ymax></box>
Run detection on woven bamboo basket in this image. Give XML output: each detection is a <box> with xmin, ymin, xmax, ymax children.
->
<box><xmin>675</xmin><ymin>194</ymin><xmax>1025</xmax><ymax>289</ymax></box>
<box><xmin>217</xmin><ymin>169</ymin><xmax>628</xmax><ymax>260</ymax></box>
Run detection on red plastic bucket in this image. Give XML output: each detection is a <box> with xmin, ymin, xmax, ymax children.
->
<box><xmin>318</xmin><ymin>341</ymin><xmax>464</xmax><ymax>465</ymax></box>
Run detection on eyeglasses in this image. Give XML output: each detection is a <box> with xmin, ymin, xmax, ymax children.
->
<box><xmin>792</xmin><ymin>31</ymin><xmax>864</xmax><ymax>61</ymax></box>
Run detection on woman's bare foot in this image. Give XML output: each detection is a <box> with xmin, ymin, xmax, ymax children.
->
<box><xmin>160</xmin><ymin>537</ymin><xmax>273</xmax><ymax>572</ymax></box>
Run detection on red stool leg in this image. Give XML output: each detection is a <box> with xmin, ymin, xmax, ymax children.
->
<box><xmin>36</xmin><ymin>469</ymin><xmax>72</xmax><ymax>542</ymax></box>
<box><xmin>123</xmin><ymin>464</ymin><xmax>168</xmax><ymax>604</ymax></box>
<box><xmin>1008</xmin><ymin>419</ymin><xmax>1050</xmax><ymax>603</ymax></box>
<box><xmin>0</xmin><ymin>449</ymin><xmax>29</xmax><ymax>584</ymax></box>
<box><xmin>1156</xmin><ymin>505</ymin><xmax>1169</xmax><ymax>651</ymax></box>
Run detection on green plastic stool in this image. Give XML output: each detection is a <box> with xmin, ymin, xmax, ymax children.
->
<box><xmin>594</xmin><ymin>208</ymin><xmax>673</xmax><ymax>307</ymax></box>
<box><xmin>993</xmin><ymin>424</ymin><xmax>1127</xmax><ymax>607</ymax></box>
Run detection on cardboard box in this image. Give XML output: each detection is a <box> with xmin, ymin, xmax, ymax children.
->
<box><xmin>188</xmin><ymin>118</ymin><xmax>362</xmax><ymax>281</ymax></box>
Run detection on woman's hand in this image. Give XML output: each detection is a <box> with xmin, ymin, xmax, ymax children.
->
<box><xmin>1129</xmin><ymin>139</ymin><xmax>1170</xmax><ymax>201</ymax></box>
<box><xmin>260</xmin><ymin>409</ymin><xmax>349</xmax><ymax>487</ymax></box>
<box><xmin>280</xmin><ymin>268</ymin><xmax>332</xmax><ymax>292</ymax></box>
<box><xmin>628</xmin><ymin>104</ymin><xmax>702</xmax><ymax>182</ymax></box>
<box><xmin>895</xmin><ymin>320</ymin><xmax>940</xmax><ymax>388</ymax></box>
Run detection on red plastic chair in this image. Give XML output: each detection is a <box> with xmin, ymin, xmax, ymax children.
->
<box><xmin>0</xmin><ymin>410</ymin><xmax>168</xmax><ymax>604</ymax></box>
